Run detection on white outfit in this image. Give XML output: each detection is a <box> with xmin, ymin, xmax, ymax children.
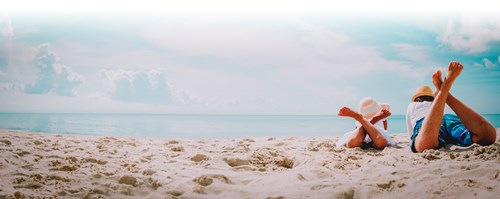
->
<box><xmin>336</xmin><ymin>120</ymin><xmax>395</xmax><ymax>147</ymax></box>
<box><xmin>405</xmin><ymin>101</ymin><xmax>432</xmax><ymax>136</ymax></box>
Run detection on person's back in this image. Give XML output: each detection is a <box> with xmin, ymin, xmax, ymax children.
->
<box><xmin>406</xmin><ymin>100</ymin><xmax>432</xmax><ymax>136</ymax></box>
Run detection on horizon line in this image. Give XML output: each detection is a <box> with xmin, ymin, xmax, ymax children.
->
<box><xmin>1</xmin><ymin>112</ymin><xmax>499</xmax><ymax>116</ymax></box>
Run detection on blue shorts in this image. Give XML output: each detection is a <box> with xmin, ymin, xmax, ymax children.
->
<box><xmin>410</xmin><ymin>114</ymin><xmax>473</xmax><ymax>152</ymax></box>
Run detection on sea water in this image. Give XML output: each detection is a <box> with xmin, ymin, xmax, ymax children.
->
<box><xmin>0</xmin><ymin>113</ymin><xmax>499</xmax><ymax>139</ymax></box>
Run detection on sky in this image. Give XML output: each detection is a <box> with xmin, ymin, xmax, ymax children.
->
<box><xmin>0</xmin><ymin>1</ymin><xmax>499</xmax><ymax>115</ymax></box>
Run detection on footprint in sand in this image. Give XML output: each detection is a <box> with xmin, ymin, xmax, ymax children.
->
<box><xmin>170</xmin><ymin>146</ymin><xmax>184</xmax><ymax>152</ymax></box>
<box><xmin>84</xmin><ymin>157</ymin><xmax>108</xmax><ymax>165</ymax></box>
<box><xmin>223</xmin><ymin>157</ymin><xmax>250</xmax><ymax>167</ymax></box>
<box><xmin>193</xmin><ymin>174</ymin><xmax>232</xmax><ymax>186</ymax></box>
<box><xmin>265</xmin><ymin>196</ymin><xmax>285</xmax><ymax>199</ymax></box>
<box><xmin>0</xmin><ymin>139</ymin><xmax>12</xmax><ymax>145</ymax></box>
<box><xmin>297</xmin><ymin>173</ymin><xmax>307</xmax><ymax>181</ymax></box>
<box><xmin>191</xmin><ymin>154</ymin><xmax>209</xmax><ymax>163</ymax></box>
<box><xmin>13</xmin><ymin>182</ymin><xmax>42</xmax><ymax>189</ymax></box>
<box><xmin>250</xmin><ymin>148</ymin><xmax>294</xmax><ymax>169</ymax></box>
<box><xmin>166</xmin><ymin>140</ymin><xmax>180</xmax><ymax>145</ymax></box>
<box><xmin>242</xmin><ymin>138</ymin><xmax>256</xmax><ymax>143</ymax></box>
<box><xmin>50</xmin><ymin>165</ymin><xmax>78</xmax><ymax>172</ymax></box>
<box><xmin>166</xmin><ymin>190</ymin><xmax>183</xmax><ymax>197</ymax></box>
<box><xmin>118</xmin><ymin>175</ymin><xmax>138</xmax><ymax>187</ymax></box>
<box><xmin>142</xmin><ymin>169</ymin><xmax>156</xmax><ymax>176</ymax></box>
<box><xmin>421</xmin><ymin>150</ymin><xmax>441</xmax><ymax>160</ymax></box>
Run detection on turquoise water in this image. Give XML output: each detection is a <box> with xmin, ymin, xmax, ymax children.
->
<box><xmin>0</xmin><ymin>113</ymin><xmax>499</xmax><ymax>139</ymax></box>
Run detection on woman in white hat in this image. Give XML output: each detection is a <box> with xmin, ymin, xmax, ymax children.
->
<box><xmin>336</xmin><ymin>97</ymin><xmax>395</xmax><ymax>149</ymax></box>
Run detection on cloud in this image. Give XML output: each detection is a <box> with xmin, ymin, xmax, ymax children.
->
<box><xmin>143</xmin><ymin>17</ymin><xmax>426</xmax><ymax>80</ymax></box>
<box><xmin>483</xmin><ymin>58</ymin><xmax>497</xmax><ymax>68</ymax></box>
<box><xmin>0</xmin><ymin>12</ymin><xmax>13</xmax><ymax>69</ymax></box>
<box><xmin>476</xmin><ymin>57</ymin><xmax>498</xmax><ymax>69</ymax></box>
<box><xmin>391</xmin><ymin>44</ymin><xmax>430</xmax><ymax>62</ymax></box>
<box><xmin>99</xmin><ymin>69</ymin><xmax>173</xmax><ymax>105</ymax></box>
<box><xmin>25</xmin><ymin>43</ymin><xmax>84</xmax><ymax>96</ymax></box>
<box><xmin>473</xmin><ymin>63</ymin><xmax>483</xmax><ymax>68</ymax></box>
<box><xmin>0</xmin><ymin>92</ymin><xmax>172</xmax><ymax>113</ymax></box>
<box><xmin>0</xmin><ymin>13</ymin><xmax>13</xmax><ymax>40</ymax></box>
<box><xmin>473</xmin><ymin>57</ymin><xmax>499</xmax><ymax>69</ymax></box>
<box><xmin>439</xmin><ymin>15</ymin><xmax>500</xmax><ymax>53</ymax></box>
<box><xmin>139</xmin><ymin>17</ymin><xmax>432</xmax><ymax>114</ymax></box>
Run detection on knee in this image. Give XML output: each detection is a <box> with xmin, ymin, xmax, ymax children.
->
<box><xmin>372</xmin><ymin>138</ymin><xmax>388</xmax><ymax>150</ymax></box>
<box><xmin>346</xmin><ymin>138</ymin><xmax>363</xmax><ymax>148</ymax></box>
<box><xmin>414</xmin><ymin>139</ymin><xmax>439</xmax><ymax>153</ymax></box>
<box><xmin>477</xmin><ymin>125</ymin><xmax>497</xmax><ymax>145</ymax></box>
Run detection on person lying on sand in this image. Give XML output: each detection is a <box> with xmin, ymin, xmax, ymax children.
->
<box><xmin>336</xmin><ymin>97</ymin><xmax>395</xmax><ymax>149</ymax></box>
<box><xmin>406</xmin><ymin>61</ymin><xmax>496</xmax><ymax>153</ymax></box>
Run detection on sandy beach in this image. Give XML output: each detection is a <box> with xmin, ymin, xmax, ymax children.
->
<box><xmin>0</xmin><ymin>129</ymin><xmax>499</xmax><ymax>199</ymax></box>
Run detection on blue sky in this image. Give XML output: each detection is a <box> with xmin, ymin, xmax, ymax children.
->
<box><xmin>0</xmin><ymin>1</ymin><xmax>499</xmax><ymax>114</ymax></box>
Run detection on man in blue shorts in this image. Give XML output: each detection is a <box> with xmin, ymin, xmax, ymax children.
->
<box><xmin>406</xmin><ymin>61</ymin><xmax>496</xmax><ymax>152</ymax></box>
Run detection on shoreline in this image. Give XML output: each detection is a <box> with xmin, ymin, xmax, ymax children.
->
<box><xmin>1</xmin><ymin>129</ymin><xmax>499</xmax><ymax>198</ymax></box>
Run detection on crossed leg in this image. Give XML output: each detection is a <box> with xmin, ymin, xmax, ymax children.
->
<box><xmin>338</xmin><ymin>107</ymin><xmax>390</xmax><ymax>149</ymax></box>
<box><xmin>413</xmin><ymin>61</ymin><xmax>462</xmax><ymax>152</ymax></box>
<box><xmin>432</xmin><ymin>70</ymin><xmax>496</xmax><ymax>145</ymax></box>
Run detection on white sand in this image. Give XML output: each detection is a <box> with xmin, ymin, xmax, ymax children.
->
<box><xmin>0</xmin><ymin>129</ymin><xmax>499</xmax><ymax>199</ymax></box>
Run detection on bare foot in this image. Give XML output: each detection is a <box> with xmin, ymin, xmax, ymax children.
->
<box><xmin>432</xmin><ymin>70</ymin><xmax>443</xmax><ymax>96</ymax></box>
<box><xmin>338</xmin><ymin>106</ymin><xmax>362</xmax><ymax>119</ymax></box>
<box><xmin>442</xmin><ymin>61</ymin><xmax>463</xmax><ymax>91</ymax></box>
<box><xmin>370</xmin><ymin>109</ymin><xmax>391</xmax><ymax>123</ymax></box>
<box><xmin>380</xmin><ymin>109</ymin><xmax>391</xmax><ymax>118</ymax></box>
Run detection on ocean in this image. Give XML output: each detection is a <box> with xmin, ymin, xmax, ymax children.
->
<box><xmin>0</xmin><ymin>113</ymin><xmax>499</xmax><ymax>139</ymax></box>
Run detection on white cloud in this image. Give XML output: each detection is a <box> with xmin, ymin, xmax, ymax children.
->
<box><xmin>439</xmin><ymin>15</ymin><xmax>500</xmax><ymax>53</ymax></box>
<box><xmin>483</xmin><ymin>58</ymin><xmax>497</xmax><ymax>68</ymax></box>
<box><xmin>139</xmin><ymin>17</ymin><xmax>431</xmax><ymax>114</ymax></box>
<box><xmin>143</xmin><ymin>17</ymin><xmax>426</xmax><ymax>79</ymax></box>
<box><xmin>0</xmin><ymin>92</ymin><xmax>172</xmax><ymax>113</ymax></box>
<box><xmin>99</xmin><ymin>69</ymin><xmax>173</xmax><ymax>105</ymax></box>
<box><xmin>0</xmin><ymin>13</ymin><xmax>13</xmax><ymax>37</ymax></box>
<box><xmin>0</xmin><ymin>12</ymin><xmax>13</xmax><ymax>70</ymax></box>
<box><xmin>143</xmin><ymin>17</ymin><xmax>306</xmax><ymax>67</ymax></box>
<box><xmin>473</xmin><ymin>57</ymin><xmax>499</xmax><ymax>69</ymax></box>
<box><xmin>473</xmin><ymin>63</ymin><xmax>484</xmax><ymax>68</ymax></box>
<box><xmin>392</xmin><ymin>44</ymin><xmax>429</xmax><ymax>62</ymax></box>
<box><xmin>25</xmin><ymin>43</ymin><xmax>84</xmax><ymax>96</ymax></box>
<box><xmin>0</xmin><ymin>82</ymin><xmax>13</xmax><ymax>91</ymax></box>
<box><xmin>2</xmin><ymin>12</ymin><xmax>448</xmax><ymax>114</ymax></box>
<box><xmin>0</xmin><ymin>81</ymin><xmax>24</xmax><ymax>92</ymax></box>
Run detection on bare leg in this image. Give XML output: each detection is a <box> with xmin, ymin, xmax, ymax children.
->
<box><xmin>371</xmin><ymin>109</ymin><xmax>391</xmax><ymax>124</ymax></box>
<box><xmin>414</xmin><ymin>62</ymin><xmax>462</xmax><ymax>152</ymax></box>
<box><xmin>346</xmin><ymin>127</ymin><xmax>367</xmax><ymax>148</ymax></box>
<box><xmin>373</xmin><ymin>109</ymin><xmax>390</xmax><ymax>130</ymax></box>
<box><xmin>339</xmin><ymin>107</ymin><xmax>388</xmax><ymax>149</ymax></box>
<box><xmin>339</xmin><ymin>107</ymin><xmax>366</xmax><ymax>148</ymax></box>
<box><xmin>432</xmin><ymin>70</ymin><xmax>496</xmax><ymax>145</ymax></box>
<box><xmin>340</xmin><ymin>108</ymin><xmax>391</xmax><ymax>148</ymax></box>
